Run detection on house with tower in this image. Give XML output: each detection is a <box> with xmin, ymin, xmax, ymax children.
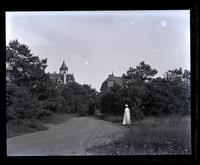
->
<box><xmin>49</xmin><ymin>61</ymin><xmax>75</xmax><ymax>84</ymax></box>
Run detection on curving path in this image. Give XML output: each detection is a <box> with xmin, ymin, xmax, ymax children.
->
<box><xmin>7</xmin><ymin>117</ymin><xmax>128</xmax><ymax>156</ymax></box>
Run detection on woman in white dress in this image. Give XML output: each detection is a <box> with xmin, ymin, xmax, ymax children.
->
<box><xmin>122</xmin><ymin>104</ymin><xmax>131</xmax><ymax>125</ymax></box>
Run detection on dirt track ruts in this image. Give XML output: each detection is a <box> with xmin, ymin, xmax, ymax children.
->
<box><xmin>7</xmin><ymin>117</ymin><xmax>128</xmax><ymax>156</ymax></box>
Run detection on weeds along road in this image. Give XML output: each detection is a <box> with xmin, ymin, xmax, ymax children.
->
<box><xmin>7</xmin><ymin>117</ymin><xmax>128</xmax><ymax>156</ymax></box>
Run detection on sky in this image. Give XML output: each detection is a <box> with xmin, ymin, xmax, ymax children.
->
<box><xmin>6</xmin><ymin>10</ymin><xmax>190</xmax><ymax>91</ymax></box>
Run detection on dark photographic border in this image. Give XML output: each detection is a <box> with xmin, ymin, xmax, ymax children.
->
<box><xmin>0</xmin><ymin>0</ymin><xmax>199</xmax><ymax>162</ymax></box>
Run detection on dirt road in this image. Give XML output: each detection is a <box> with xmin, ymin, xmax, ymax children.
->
<box><xmin>7</xmin><ymin>117</ymin><xmax>128</xmax><ymax>156</ymax></box>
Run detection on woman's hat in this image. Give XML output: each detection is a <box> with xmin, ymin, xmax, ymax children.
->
<box><xmin>125</xmin><ymin>104</ymin><xmax>128</xmax><ymax>107</ymax></box>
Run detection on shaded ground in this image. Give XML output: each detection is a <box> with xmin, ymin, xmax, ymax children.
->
<box><xmin>7</xmin><ymin>116</ymin><xmax>128</xmax><ymax>156</ymax></box>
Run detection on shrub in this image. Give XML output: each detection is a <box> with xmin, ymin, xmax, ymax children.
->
<box><xmin>131</xmin><ymin>107</ymin><xmax>145</xmax><ymax>121</ymax></box>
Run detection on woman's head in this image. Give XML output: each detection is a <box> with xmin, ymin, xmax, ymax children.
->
<box><xmin>125</xmin><ymin>104</ymin><xmax>128</xmax><ymax>107</ymax></box>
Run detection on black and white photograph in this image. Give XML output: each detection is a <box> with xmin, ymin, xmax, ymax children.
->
<box><xmin>6</xmin><ymin>10</ymin><xmax>191</xmax><ymax>156</ymax></box>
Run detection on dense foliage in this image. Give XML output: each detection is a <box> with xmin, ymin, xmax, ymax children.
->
<box><xmin>100</xmin><ymin>62</ymin><xmax>191</xmax><ymax>119</ymax></box>
<box><xmin>60</xmin><ymin>83</ymin><xmax>98</xmax><ymax>116</ymax></box>
<box><xmin>6</xmin><ymin>40</ymin><xmax>191</xmax><ymax>129</ymax></box>
<box><xmin>6</xmin><ymin>40</ymin><xmax>98</xmax><ymax>127</ymax></box>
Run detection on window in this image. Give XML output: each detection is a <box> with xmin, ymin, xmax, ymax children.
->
<box><xmin>108</xmin><ymin>81</ymin><xmax>114</xmax><ymax>87</ymax></box>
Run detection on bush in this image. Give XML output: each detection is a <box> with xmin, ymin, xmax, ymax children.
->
<box><xmin>60</xmin><ymin>83</ymin><xmax>98</xmax><ymax>115</ymax></box>
<box><xmin>42</xmin><ymin>100</ymin><xmax>61</xmax><ymax>113</ymax></box>
<box><xmin>77</xmin><ymin>104</ymin><xmax>89</xmax><ymax>116</ymax></box>
<box><xmin>100</xmin><ymin>86</ymin><xmax>124</xmax><ymax>115</ymax></box>
<box><xmin>131</xmin><ymin>107</ymin><xmax>145</xmax><ymax>121</ymax></box>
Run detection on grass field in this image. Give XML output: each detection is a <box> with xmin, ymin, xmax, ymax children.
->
<box><xmin>87</xmin><ymin>115</ymin><xmax>191</xmax><ymax>155</ymax></box>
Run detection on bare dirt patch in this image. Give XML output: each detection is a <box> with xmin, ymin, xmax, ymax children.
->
<box><xmin>7</xmin><ymin>116</ymin><xmax>128</xmax><ymax>156</ymax></box>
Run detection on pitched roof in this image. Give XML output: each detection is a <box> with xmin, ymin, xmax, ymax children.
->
<box><xmin>60</xmin><ymin>61</ymin><xmax>68</xmax><ymax>71</ymax></box>
<box><xmin>105</xmin><ymin>74</ymin><xmax>123</xmax><ymax>86</ymax></box>
<box><xmin>49</xmin><ymin>73</ymin><xmax>75</xmax><ymax>82</ymax></box>
<box><xmin>66</xmin><ymin>74</ymin><xmax>75</xmax><ymax>81</ymax></box>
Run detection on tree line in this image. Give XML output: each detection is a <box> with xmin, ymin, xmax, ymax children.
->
<box><xmin>6</xmin><ymin>40</ymin><xmax>191</xmax><ymax>127</ymax></box>
<box><xmin>100</xmin><ymin>61</ymin><xmax>190</xmax><ymax>120</ymax></box>
<box><xmin>6</xmin><ymin>40</ymin><xmax>98</xmax><ymax>126</ymax></box>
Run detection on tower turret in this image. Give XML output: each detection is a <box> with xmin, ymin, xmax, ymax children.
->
<box><xmin>59</xmin><ymin>60</ymin><xmax>68</xmax><ymax>74</ymax></box>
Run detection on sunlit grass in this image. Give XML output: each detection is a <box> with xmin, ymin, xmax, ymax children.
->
<box><xmin>87</xmin><ymin>115</ymin><xmax>191</xmax><ymax>155</ymax></box>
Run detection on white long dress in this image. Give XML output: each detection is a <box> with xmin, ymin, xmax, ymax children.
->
<box><xmin>122</xmin><ymin>107</ymin><xmax>131</xmax><ymax>125</ymax></box>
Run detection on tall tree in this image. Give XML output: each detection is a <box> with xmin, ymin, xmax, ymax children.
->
<box><xmin>122</xmin><ymin>61</ymin><xmax>158</xmax><ymax>87</ymax></box>
<box><xmin>6</xmin><ymin>40</ymin><xmax>48</xmax><ymax>87</ymax></box>
<box><xmin>164</xmin><ymin>67</ymin><xmax>183</xmax><ymax>82</ymax></box>
<box><xmin>121</xmin><ymin>62</ymin><xmax>157</xmax><ymax>117</ymax></box>
<box><xmin>6</xmin><ymin>40</ymin><xmax>54</xmax><ymax>122</ymax></box>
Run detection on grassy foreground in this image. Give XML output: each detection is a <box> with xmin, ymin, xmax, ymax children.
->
<box><xmin>87</xmin><ymin>115</ymin><xmax>191</xmax><ymax>155</ymax></box>
<box><xmin>7</xmin><ymin>113</ymin><xmax>79</xmax><ymax>138</ymax></box>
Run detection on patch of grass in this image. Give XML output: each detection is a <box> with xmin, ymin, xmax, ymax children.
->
<box><xmin>7</xmin><ymin>113</ymin><xmax>79</xmax><ymax>138</ymax></box>
<box><xmin>87</xmin><ymin>115</ymin><xmax>191</xmax><ymax>155</ymax></box>
<box><xmin>7</xmin><ymin>119</ymin><xmax>49</xmax><ymax>138</ymax></box>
